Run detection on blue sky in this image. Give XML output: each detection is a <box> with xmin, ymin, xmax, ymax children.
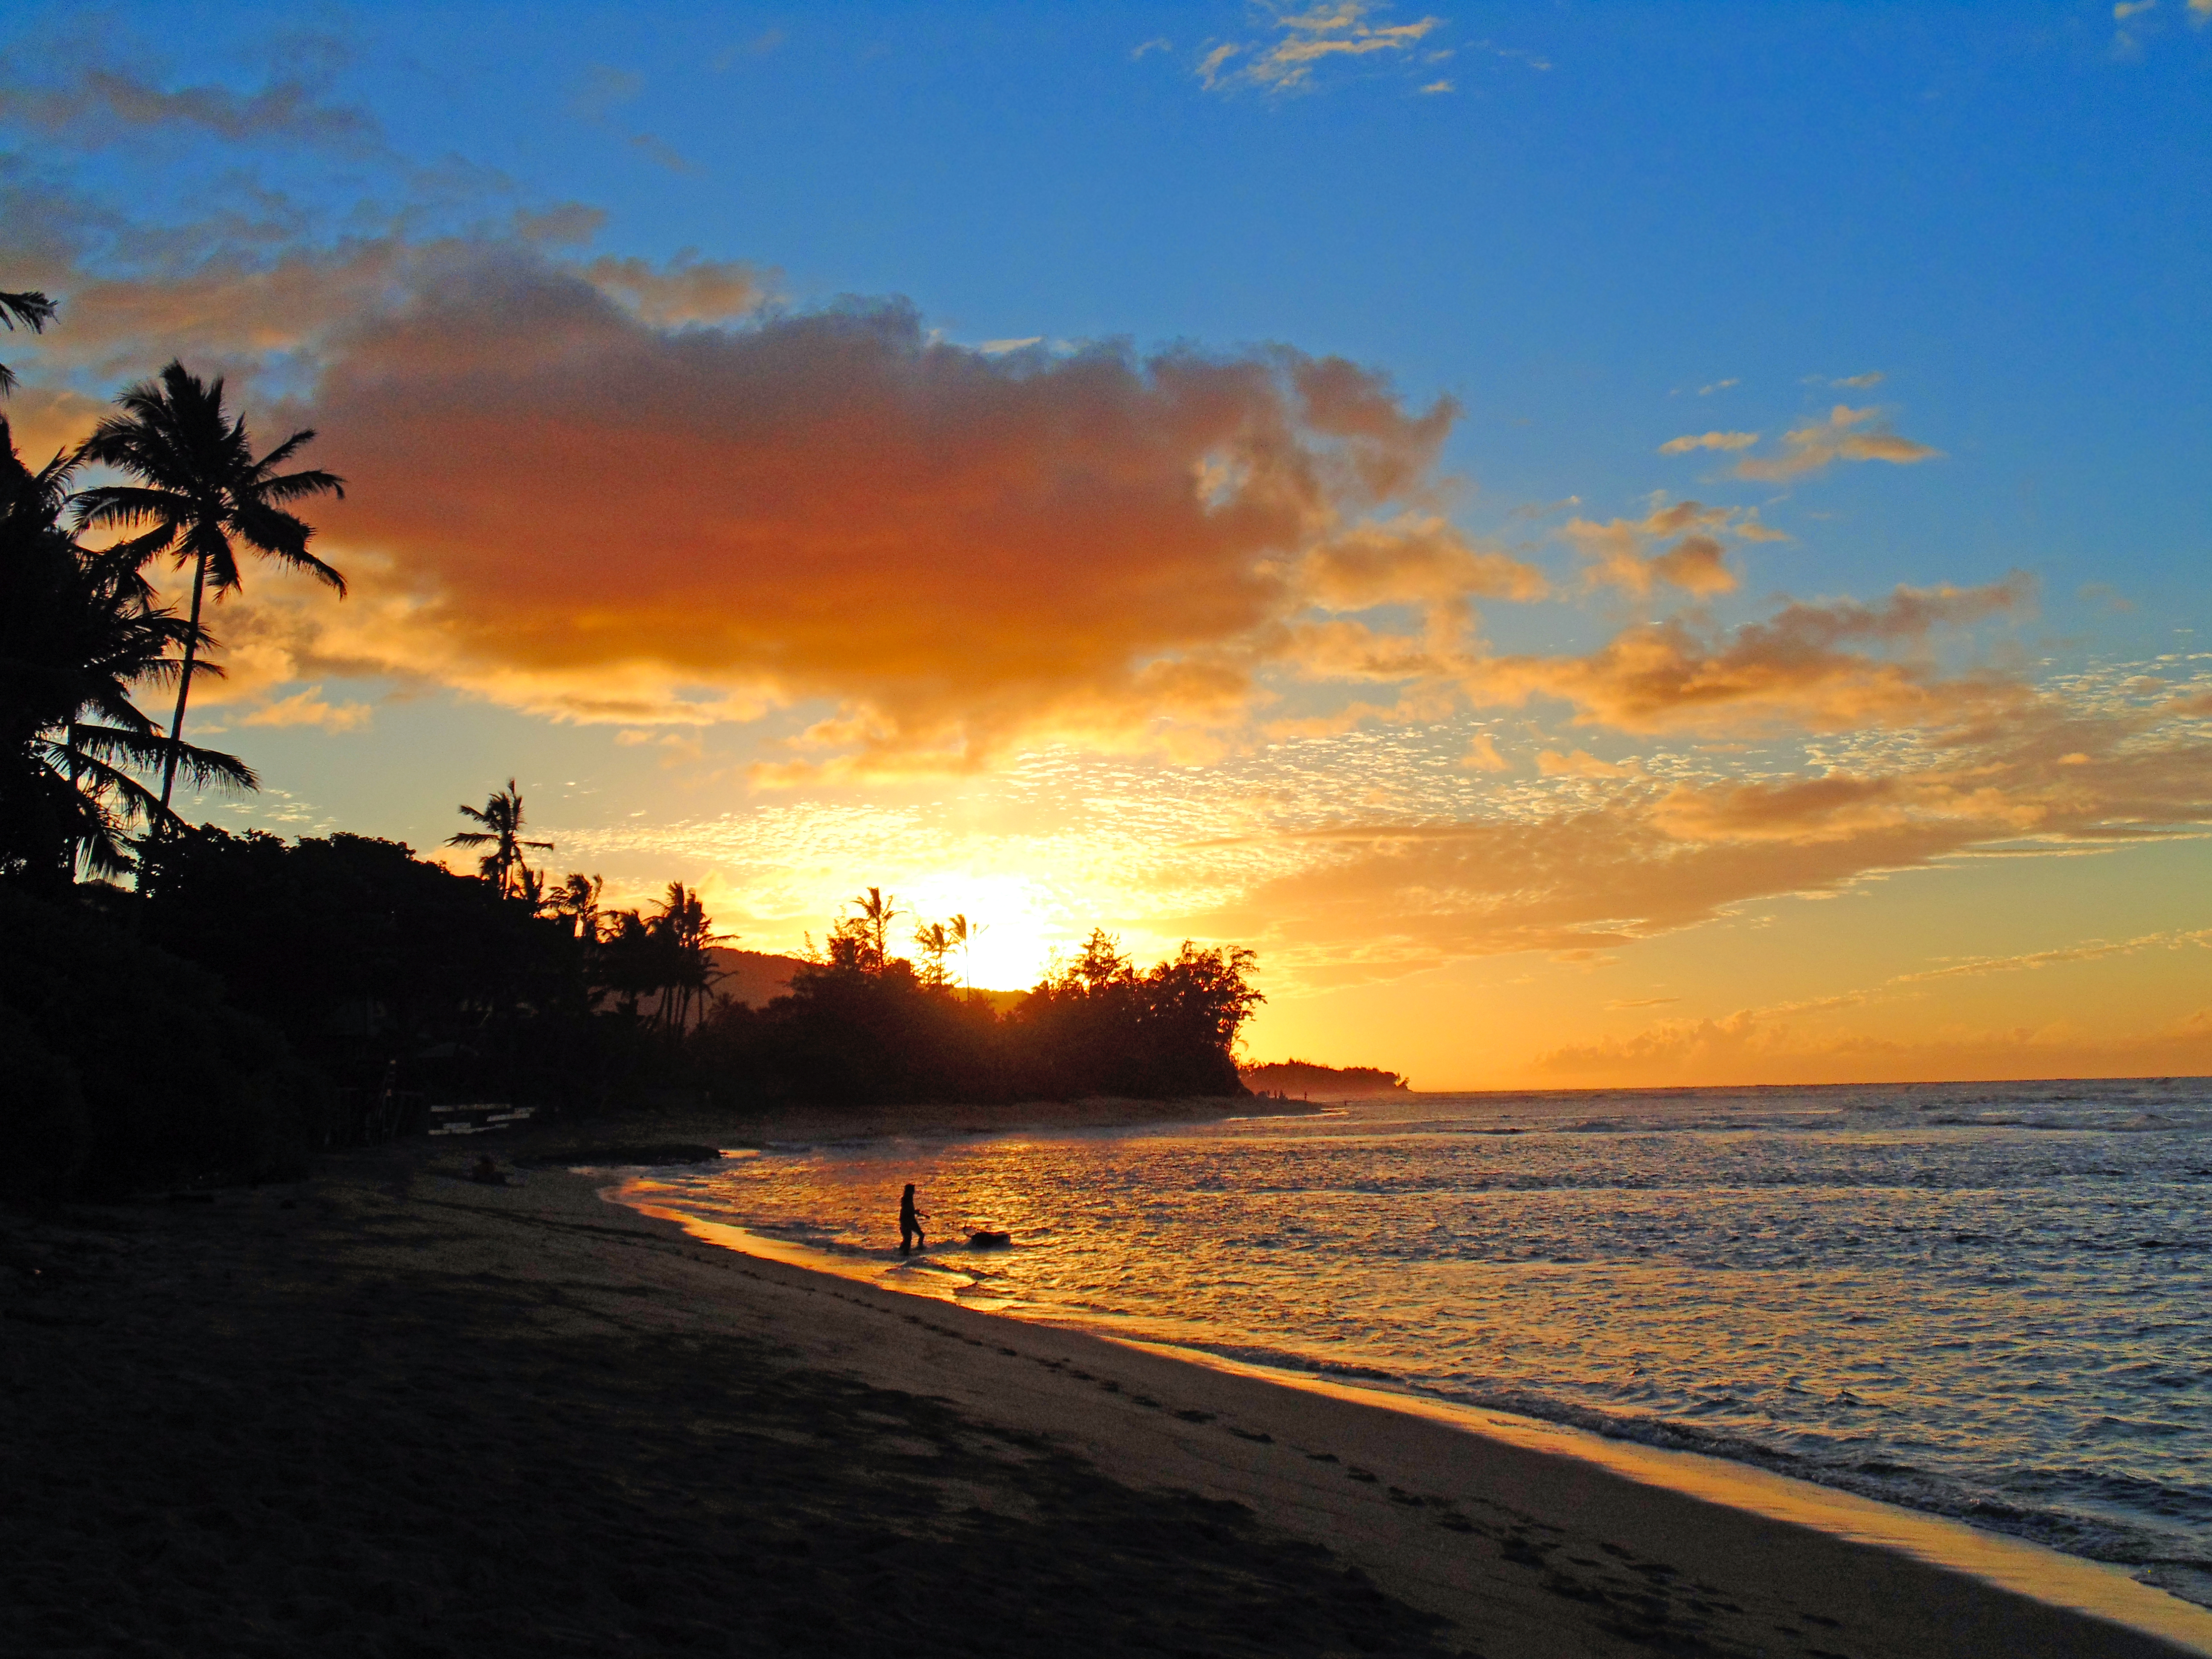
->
<box><xmin>3</xmin><ymin>1</ymin><xmax>2208</xmax><ymax>1083</ymax></box>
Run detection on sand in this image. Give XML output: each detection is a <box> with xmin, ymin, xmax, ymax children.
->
<box><xmin>4</xmin><ymin>1126</ymin><xmax>2208</xmax><ymax>1658</ymax></box>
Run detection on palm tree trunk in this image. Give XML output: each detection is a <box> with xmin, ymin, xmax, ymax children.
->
<box><xmin>157</xmin><ymin>551</ymin><xmax>211</xmax><ymax>819</ymax></box>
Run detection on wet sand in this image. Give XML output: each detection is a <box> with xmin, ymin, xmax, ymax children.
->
<box><xmin>4</xmin><ymin>1139</ymin><xmax>2206</xmax><ymax>1658</ymax></box>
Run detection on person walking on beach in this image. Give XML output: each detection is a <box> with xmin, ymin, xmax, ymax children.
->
<box><xmin>899</xmin><ymin>1184</ymin><xmax>927</xmax><ymax>1256</ymax></box>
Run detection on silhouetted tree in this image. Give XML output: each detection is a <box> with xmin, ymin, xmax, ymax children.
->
<box><xmin>73</xmin><ymin>361</ymin><xmax>345</xmax><ymax>818</ymax></box>
<box><xmin>1007</xmin><ymin>931</ymin><xmax>1263</xmax><ymax>1099</ymax></box>
<box><xmin>695</xmin><ymin>904</ymin><xmax>1262</xmax><ymax>1108</ymax></box>
<box><xmin>447</xmin><ymin>778</ymin><xmax>553</xmax><ymax>899</ymax></box>
<box><xmin>0</xmin><ymin>416</ymin><xmax>251</xmax><ymax>888</ymax></box>
<box><xmin>0</xmin><ymin>288</ymin><xmax>57</xmax><ymax>395</ymax></box>
<box><xmin>591</xmin><ymin>882</ymin><xmax>727</xmax><ymax>1036</ymax></box>
<box><xmin>550</xmin><ymin>871</ymin><xmax>604</xmax><ymax>940</ymax></box>
<box><xmin>949</xmin><ymin>911</ymin><xmax>984</xmax><ymax>995</ymax></box>
<box><xmin>849</xmin><ymin>885</ymin><xmax>900</xmax><ymax>972</ymax></box>
<box><xmin>914</xmin><ymin>920</ymin><xmax>952</xmax><ymax>988</ymax></box>
<box><xmin>651</xmin><ymin>880</ymin><xmax>726</xmax><ymax>1034</ymax></box>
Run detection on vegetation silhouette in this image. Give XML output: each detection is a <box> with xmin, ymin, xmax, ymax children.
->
<box><xmin>73</xmin><ymin>361</ymin><xmax>345</xmax><ymax>819</ymax></box>
<box><xmin>1240</xmin><ymin>1059</ymin><xmax>1410</xmax><ymax>1097</ymax></box>
<box><xmin>0</xmin><ymin>414</ymin><xmax>252</xmax><ymax>888</ymax></box>
<box><xmin>447</xmin><ymin>779</ymin><xmax>555</xmax><ymax>899</ymax></box>
<box><xmin>949</xmin><ymin>911</ymin><xmax>984</xmax><ymax>993</ymax></box>
<box><xmin>0</xmin><ymin>286</ymin><xmax>56</xmax><ymax>394</ymax></box>
<box><xmin>693</xmin><ymin>903</ymin><xmax>1263</xmax><ymax>1109</ymax></box>
<box><xmin>594</xmin><ymin>879</ymin><xmax>729</xmax><ymax>1037</ymax></box>
<box><xmin>0</xmin><ymin>328</ymin><xmax>1263</xmax><ymax>1197</ymax></box>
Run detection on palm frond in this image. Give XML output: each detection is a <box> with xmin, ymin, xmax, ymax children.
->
<box><xmin>0</xmin><ymin>289</ymin><xmax>55</xmax><ymax>334</ymax></box>
<box><xmin>71</xmin><ymin>484</ymin><xmax>194</xmax><ymax>533</ymax></box>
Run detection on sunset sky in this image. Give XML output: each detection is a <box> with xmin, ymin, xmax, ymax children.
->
<box><xmin>3</xmin><ymin>2</ymin><xmax>2207</xmax><ymax>1089</ymax></box>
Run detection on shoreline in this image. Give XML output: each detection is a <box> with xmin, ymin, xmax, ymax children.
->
<box><xmin>7</xmin><ymin>1141</ymin><xmax>2206</xmax><ymax>1656</ymax></box>
<box><xmin>621</xmin><ymin>1188</ymin><xmax>2212</xmax><ymax>1656</ymax></box>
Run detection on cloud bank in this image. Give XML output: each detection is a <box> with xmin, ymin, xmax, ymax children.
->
<box><xmin>163</xmin><ymin>241</ymin><xmax>1460</xmax><ymax>771</ymax></box>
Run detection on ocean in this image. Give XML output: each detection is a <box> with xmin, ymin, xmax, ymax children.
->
<box><xmin>617</xmin><ymin>1078</ymin><xmax>2212</xmax><ymax>1606</ymax></box>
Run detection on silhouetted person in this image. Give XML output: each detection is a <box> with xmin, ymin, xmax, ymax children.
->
<box><xmin>470</xmin><ymin>1154</ymin><xmax>506</xmax><ymax>1186</ymax></box>
<box><xmin>899</xmin><ymin>1184</ymin><xmax>926</xmax><ymax>1255</ymax></box>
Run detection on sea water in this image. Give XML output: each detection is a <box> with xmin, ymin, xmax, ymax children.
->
<box><xmin>620</xmin><ymin>1079</ymin><xmax>2212</xmax><ymax>1605</ymax></box>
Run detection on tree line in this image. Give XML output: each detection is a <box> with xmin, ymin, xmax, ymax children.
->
<box><xmin>0</xmin><ymin>318</ymin><xmax>1264</xmax><ymax>1198</ymax></box>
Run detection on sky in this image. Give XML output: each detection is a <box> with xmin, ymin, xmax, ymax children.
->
<box><xmin>2</xmin><ymin>1</ymin><xmax>2208</xmax><ymax>1089</ymax></box>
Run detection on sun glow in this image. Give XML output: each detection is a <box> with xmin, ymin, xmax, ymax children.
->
<box><xmin>893</xmin><ymin>871</ymin><xmax>1070</xmax><ymax>992</ymax></box>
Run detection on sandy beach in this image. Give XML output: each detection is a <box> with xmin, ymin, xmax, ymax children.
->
<box><xmin>5</xmin><ymin>1122</ymin><xmax>2208</xmax><ymax>1659</ymax></box>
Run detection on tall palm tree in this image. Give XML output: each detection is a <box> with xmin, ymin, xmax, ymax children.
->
<box><xmin>913</xmin><ymin>920</ymin><xmax>952</xmax><ymax>988</ymax></box>
<box><xmin>0</xmin><ymin>415</ymin><xmax>253</xmax><ymax>886</ymax></box>
<box><xmin>0</xmin><ymin>289</ymin><xmax>57</xmax><ymax>396</ymax></box>
<box><xmin>72</xmin><ymin>361</ymin><xmax>345</xmax><ymax>819</ymax></box>
<box><xmin>651</xmin><ymin>881</ymin><xmax>728</xmax><ymax>1034</ymax></box>
<box><xmin>550</xmin><ymin>871</ymin><xmax>605</xmax><ymax>940</ymax></box>
<box><xmin>948</xmin><ymin>912</ymin><xmax>986</xmax><ymax>995</ymax></box>
<box><xmin>447</xmin><ymin>779</ymin><xmax>553</xmax><ymax>899</ymax></box>
<box><xmin>850</xmin><ymin>885</ymin><xmax>899</xmax><ymax>972</ymax></box>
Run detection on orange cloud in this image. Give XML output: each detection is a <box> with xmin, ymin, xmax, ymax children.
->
<box><xmin>1155</xmin><ymin>660</ymin><xmax>2212</xmax><ymax>986</ymax></box>
<box><xmin>1533</xmin><ymin>1003</ymin><xmax>2212</xmax><ymax>1084</ymax></box>
<box><xmin>223</xmin><ymin>246</ymin><xmax>1463</xmax><ymax>773</ymax></box>
<box><xmin>1559</xmin><ymin>500</ymin><xmax>1781</xmax><ymax>598</ymax></box>
<box><xmin>1534</xmin><ymin>928</ymin><xmax>2212</xmax><ymax>1084</ymax></box>
<box><xmin>7</xmin><ymin>223</ymin><xmax>764</xmax><ymax>381</ymax></box>
<box><xmin>1461</xmin><ymin>732</ymin><xmax>1509</xmax><ymax>771</ymax></box>
<box><xmin>1536</xmin><ymin>748</ymin><xmax>1631</xmax><ymax>778</ymax></box>
<box><xmin>1297</xmin><ymin>513</ymin><xmax>1545</xmax><ymax>613</ymax></box>
<box><xmin>235</xmin><ymin>686</ymin><xmax>374</xmax><ymax>732</ymax></box>
<box><xmin>1733</xmin><ymin>404</ymin><xmax>1941</xmax><ymax>482</ymax></box>
<box><xmin>1658</xmin><ymin>430</ymin><xmax>1759</xmax><ymax>454</ymax></box>
<box><xmin>1470</xmin><ymin>576</ymin><xmax>2035</xmax><ymax>734</ymax></box>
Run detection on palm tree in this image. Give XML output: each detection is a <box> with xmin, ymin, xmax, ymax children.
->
<box><xmin>652</xmin><ymin>881</ymin><xmax>728</xmax><ymax>1034</ymax></box>
<box><xmin>0</xmin><ymin>415</ymin><xmax>253</xmax><ymax>886</ymax></box>
<box><xmin>0</xmin><ymin>289</ymin><xmax>57</xmax><ymax>396</ymax></box>
<box><xmin>850</xmin><ymin>885</ymin><xmax>899</xmax><ymax>972</ymax></box>
<box><xmin>949</xmin><ymin>912</ymin><xmax>986</xmax><ymax>995</ymax></box>
<box><xmin>914</xmin><ymin>920</ymin><xmax>952</xmax><ymax>988</ymax></box>
<box><xmin>550</xmin><ymin>871</ymin><xmax>605</xmax><ymax>940</ymax></box>
<box><xmin>446</xmin><ymin>779</ymin><xmax>553</xmax><ymax>899</ymax></box>
<box><xmin>591</xmin><ymin>882</ymin><xmax>728</xmax><ymax>1033</ymax></box>
<box><xmin>72</xmin><ymin>361</ymin><xmax>345</xmax><ymax>819</ymax></box>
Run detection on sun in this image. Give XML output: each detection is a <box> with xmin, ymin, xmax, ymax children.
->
<box><xmin>896</xmin><ymin>872</ymin><xmax>1068</xmax><ymax>992</ymax></box>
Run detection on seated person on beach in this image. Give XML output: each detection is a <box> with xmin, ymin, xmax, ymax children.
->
<box><xmin>469</xmin><ymin>1154</ymin><xmax>506</xmax><ymax>1186</ymax></box>
<box><xmin>899</xmin><ymin>1183</ymin><xmax>927</xmax><ymax>1255</ymax></box>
